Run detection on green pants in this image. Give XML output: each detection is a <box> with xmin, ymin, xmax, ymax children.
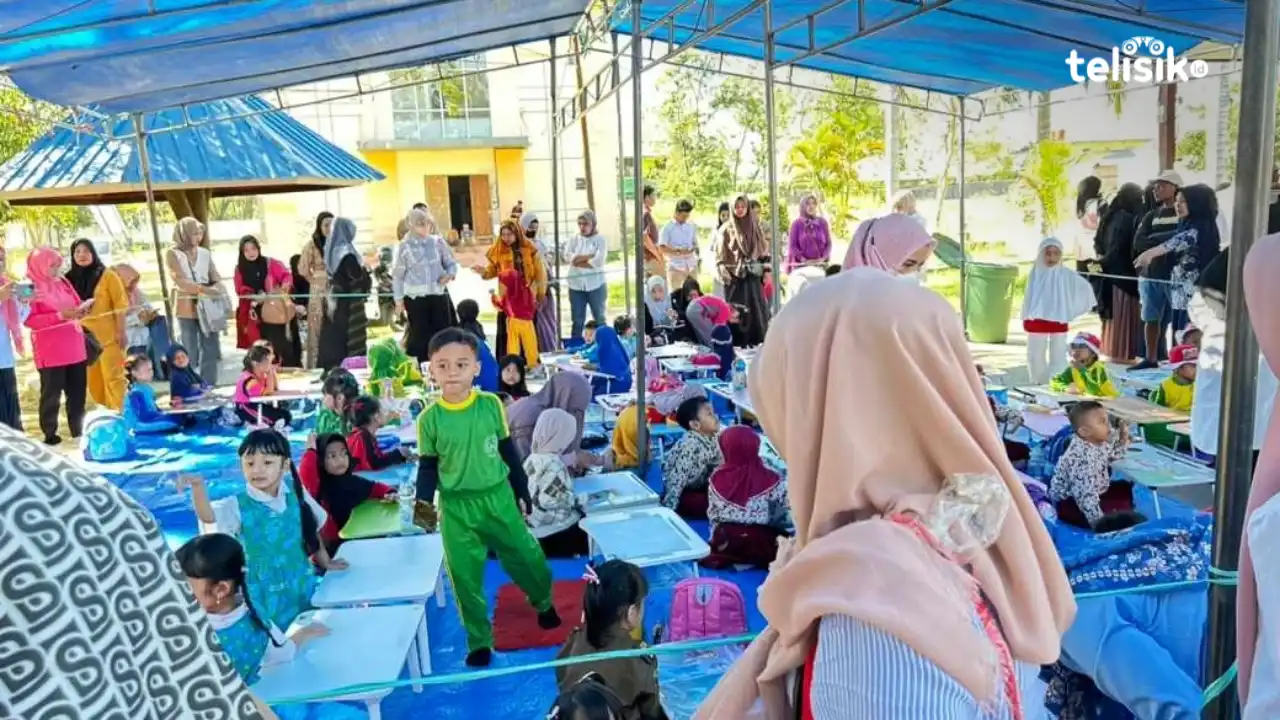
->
<box><xmin>440</xmin><ymin>486</ymin><xmax>554</xmax><ymax>651</ymax></box>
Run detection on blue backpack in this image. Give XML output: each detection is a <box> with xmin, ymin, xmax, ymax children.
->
<box><xmin>81</xmin><ymin>411</ymin><xmax>132</xmax><ymax>462</ymax></box>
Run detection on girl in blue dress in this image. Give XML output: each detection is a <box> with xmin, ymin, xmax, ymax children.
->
<box><xmin>122</xmin><ymin>354</ymin><xmax>182</xmax><ymax>435</ymax></box>
<box><xmin>179</xmin><ymin>428</ymin><xmax>347</xmax><ymax>631</ymax></box>
<box><xmin>177</xmin><ymin>533</ymin><xmax>328</xmax><ymax>683</ymax></box>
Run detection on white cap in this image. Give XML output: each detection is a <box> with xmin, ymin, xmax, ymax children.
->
<box><xmin>1152</xmin><ymin>170</ymin><xmax>1184</xmax><ymax>187</ymax></box>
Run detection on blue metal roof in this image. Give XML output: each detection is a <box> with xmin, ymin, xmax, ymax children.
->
<box><xmin>0</xmin><ymin>95</ymin><xmax>384</xmax><ymax>205</ymax></box>
<box><xmin>0</xmin><ymin>0</ymin><xmax>590</xmax><ymax>112</ymax></box>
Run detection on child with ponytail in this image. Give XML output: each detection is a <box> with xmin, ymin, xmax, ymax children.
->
<box><xmin>345</xmin><ymin>394</ymin><xmax>414</xmax><ymax>471</ymax></box>
<box><xmin>176</xmin><ymin>533</ymin><xmax>329</xmax><ymax>683</ymax></box>
<box><xmin>555</xmin><ymin>560</ymin><xmax>668</xmax><ymax>720</ymax></box>
<box><xmin>122</xmin><ymin>353</ymin><xmax>182</xmax><ymax>434</ymax></box>
<box><xmin>178</xmin><ymin>428</ymin><xmax>347</xmax><ymax>631</ymax></box>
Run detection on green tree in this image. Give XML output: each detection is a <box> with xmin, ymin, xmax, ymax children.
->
<box><xmin>0</xmin><ymin>88</ymin><xmax>89</xmax><ymax>247</ymax></box>
<box><xmin>1177</xmin><ymin>130</ymin><xmax>1208</xmax><ymax>172</ymax></box>
<box><xmin>711</xmin><ymin>76</ymin><xmax>795</xmax><ymax>188</ymax></box>
<box><xmin>786</xmin><ymin>78</ymin><xmax>883</xmax><ymax>236</ymax></box>
<box><xmin>0</xmin><ymin>88</ymin><xmax>50</xmax><ymax>227</ymax></box>
<box><xmin>651</xmin><ymin>58</ymin><xmax>734</xmax><ymax>209</ymax></box>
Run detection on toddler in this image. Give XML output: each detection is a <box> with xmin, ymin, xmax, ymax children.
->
<box><xmin>234</xmin><ymin>345</ymin><xmax>292</xmax><ymax>428</ymax></box>
<box><xmin>492</xmin><ymin>268</ymin><xmax>539</xmax><ymax>366</ymax></box>
<box><xmin>346</xmin><ymin>395</ymin><xmax>412</xmax><ymax>471</ymax></box>
<box><xmin>300</xmin><ymin>432</ymin><xmax>396</xmax><ymax>553</ymax></box>
<box><xmin>1049</xmin><ymin>332</ymin><xmax>1119</xmax><ymax>398</ymax></box>
<box><xmin>613</xmin><ymin>316</ymin><xmax>636</xmax><ymax>361</ymax></box>
<box><xmin>1049</xmin><ymin>400</ymin><xmax>1134</xmax><ymax>530</ymax></box>
<box><xmin>316</xmin><ymin>369</ymin><xmax>358</xmax><ymax>436</ymax></box>
<box><xmin>1150</xmin><ymin>344</ymin><xmax>1197</xmax><ymax>412</ymax></box>
<box><xmin>500</xmin><ymin>354</ymin><xmax>531</xmax><ymax>399</ymax></box>
<box><xmin>177</xmin><ymin>533</ymin><xmax>328</xmax><ymax>683</ymax></box>
<box><xmin>122</xmin><ymin>354</ymin><xmax>181</xmax><ymax>434</ymax></box>
<box><xmin>660</xmin><ymin>397</ymin><xmax>723</xmax><ymax>518</ymax></box>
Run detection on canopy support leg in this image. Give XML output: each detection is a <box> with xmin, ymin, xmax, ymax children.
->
<box><xmin>958</xmin><ymin>112</ymin><xmax>967</xmax><ymax>336</ymax></box>
<box><xmin>613</xmin><ymin>32</ymin><xmax>632</xmax><ymax>317</ymax></box>
<box><xmin>631</xmin><ymin>1</ymin><xmax>649</xmax><ymax>472</ymax></box>
<box><xmin>132</xmin><ymin>113</ymin><xmax>175</xmax><ymax>342</ymax></box>
<box><xmin>764</xmin><ymin>0</ymin><xmax>781</xmax><ymax>317</ymax></box>
<box><xmin>1204</xmin><ymin>2</ymin><xmax>1280</xmax><ymax>717</ymax></box>
<box><xmin>550</xmin><ymin>37</ymin><xmax>563</xmax><ymax>341</ymax></box>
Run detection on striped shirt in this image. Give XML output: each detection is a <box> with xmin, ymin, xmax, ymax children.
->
<box><xmin>810</xmin><ymin>614</ymin><xmax>1046</xmax><ymax>719</ymax></box>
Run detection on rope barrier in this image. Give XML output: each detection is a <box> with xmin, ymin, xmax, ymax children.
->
<box><xmin>264</xmin><ymin>569</ymin><xmax>1241</xmax><ymax>706</ymax></box>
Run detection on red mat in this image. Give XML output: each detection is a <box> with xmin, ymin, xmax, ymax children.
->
<box><xmin>492</xmin><ymin>579</ymin><xmax>586</xmax><ymax>651</ymax></box>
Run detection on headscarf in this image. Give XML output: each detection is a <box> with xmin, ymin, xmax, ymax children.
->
<box><xmin>520</xmin><ymin>211</ymin><xmax>539</xmax><ymax>236</ymax></box>
<box><xmin>403</xmin><ymin>208</ymin><xmax>436</xmax><ymax>239</ymax></box>
<box><xmin>167</xmin><ymin>343</ymin><xmax>205</xmax><ymax>388</ymax></box>
<box><xmin>787</xmin><ymin>193</ymin><xmax>831</xmax><ymax>273</ymax></box>
<box><xmin>325</xmin><ymin>217</ymin><xmax>359</xmax><ymax>276</ymax></box>
<box><xmin>644</xmin><ymin>275</ymin><xmax>673</xmax><ymax>329</ymax></box>
<box><xmin>499</xmin><ymin>353</ymin><xmax>529</xmax><ymax>398</ymax></box>
<box><xmin>311</xmin><ymin>433</ymin><xmax>380</xmax><ymax>535</ymax></box>
<box><xmin>721</xmin><ymin>195</ymin><xmax>766</xmax><ymax>273</ymax></box>
<box><xmin>611</xmin><ymin>404</ymin><xmax>642</xmax><ymax>468</ymax></box>
<box><xmin>710</xmin><ymin>425</ymin><xmax>781</xmax><ymax>510</ymax></box>
<box><xmin>531</xmin><ymin>408</ymin><xmax>578</xmax><ymax>456</ymax></box>
<box><xmin>475</xmin><ymin>336</ymin><xmax>499</xmax><ymax>393</ymax></box>
<box><xmin>236</xmin><ymin>235</ymin><xmax>269</xmax><ymax>294</ymax></box>
<box><xmin>1199</xmin><ymin>247</ymin><xmax>1229</xmax><ymax>295</ymax></box>
<box><xmin>312</xmin><ymin>211</ymin><xmax>333</xmax><ymax>251</ymax></box>
<box><xmin>507</xmin><ymin>372</ymin><xmax>593</xmax><ymax>459</ymax></box>
<box><xmin>842</xmin><ymin>213</ymin><xmax>935</xmax><ymax>273</ymax></box>
<box><xmin>1020</xmin><ymin>237</ymin><xmax>1096</xmax><ymax>324</ymax></box>
<box><xmin>1236</xmin><ymin>233</ymin><xmax>1280</xmax><ymax>704</ymax></box>
<box><xmin>1176</xmin><ymin>183</ymin><xmax>1222</xmax><ymax>271</ymax></box>
<box><xmin>290</xmin><ymin>254</ymin><xmax>310</xmax><ymax>301</ymax></box>
<box><xmin>675</xmin><ymin>276</ymin><xmax>702</xmax><ymax>322</ymax></box>
<box><xmin>577</xmin><ymin>210</ymin><xmax>598</xmax><ymax>236</ymax></box>
<box><xmin>172</xmin><ymin>216</ymin><xmax>204</xmax><ymax>250</ymax></box>
<box><xmin>66</xmin><ymin>238</ymin><xmax>105</xmax><ymax>302</ymax></box>
<box><xmin>593</xmin><ymin>326</ymin><xmax>632</xmax><ymax>388</ymax></box>
<box><xmin>695</xmin><ymin>267</ymin><xmax>1074</xmax><ymax>719</ymax></box>
<box><xmin>114</xmin><ymin>263</ymin><xmax>140</xmax><ymax>300</ymax></box>
<box><xmin>26</xmin><ymin>246</ymin><xmax>80</xmax><ymax>312</ymax></box>
<box><xmin>686</xmin><ymin>295</ymin><xmax>732</xmax><ymax>347</ymax></box>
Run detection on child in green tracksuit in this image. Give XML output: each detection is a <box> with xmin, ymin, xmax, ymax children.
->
<box><xmin>417</xmin><ymin>327</ymin><xmax>559</xmax><ymax>667</ymax></box>
<box><xmin>316</xmin><ymin>370</ymin><xmax>358</xmax><ymax>435</ymax></box>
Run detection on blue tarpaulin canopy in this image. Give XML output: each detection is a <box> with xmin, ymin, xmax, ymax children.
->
<box><xmin>0</xmin><ymin>0</ymin><xmax>1247</xmax><ymax>113</ymax></box>
<box><xmin>0</xmin><ymin>95</ymin><xmax>384</xmax><ymax>205</ymax></box>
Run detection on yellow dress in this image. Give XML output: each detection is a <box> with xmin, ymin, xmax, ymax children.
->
<box><xmin>82</xmin><ymin>268</ymin><xmax>129</xmax><ymax>411</ymax></box>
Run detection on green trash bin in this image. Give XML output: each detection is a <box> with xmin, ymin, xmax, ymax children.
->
<box><xmin>964</xmin><ymin>262</ymin><xmax>1020</xmax><ymax>343</ymax></box>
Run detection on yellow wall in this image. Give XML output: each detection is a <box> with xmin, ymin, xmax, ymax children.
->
<box><xmin>359</xmin><ymin>147</ymin><xmax>526</xmax><ymax>244</ymax></box>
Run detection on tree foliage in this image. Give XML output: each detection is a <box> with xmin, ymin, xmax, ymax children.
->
<box><xmin>0</xmin><ymin>88</ymin><xmax>90</xmax><ymax>247</ymax></box>
<box><xmin>711</xmin><ymin>76</ymin><xmax>794</xmax><ymax>190</ymax></box>
<box><xmin>650</xmin><ymin>57</ymin><xmax>735</xmax><ymax>210</ymax></box>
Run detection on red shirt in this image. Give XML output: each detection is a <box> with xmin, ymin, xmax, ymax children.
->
<box><xmin>298</xmin><ymin>448</ymin><xmax>394</xmax><ymax>543</ymax></box>
<box><xmin>346</xmin><ymin>428</ymin><xmax>407</xmax><ymax>472</ymax></box>
<box><xmin>1022</xmin><ymin>318</ymin><xmax>1069</xmax><ymax>334</ymax></box>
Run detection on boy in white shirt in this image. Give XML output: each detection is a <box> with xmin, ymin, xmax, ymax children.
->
<box><xmin>660</xmin><ymin>199</ymin><xmax>700</xmax><ymax>288</ymax></box>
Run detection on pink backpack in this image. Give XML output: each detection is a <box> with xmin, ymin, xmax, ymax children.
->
<box><xmin>667</xmin><ymin>578</ymin><xmax>747</xmax><ymax>642</ymax></box>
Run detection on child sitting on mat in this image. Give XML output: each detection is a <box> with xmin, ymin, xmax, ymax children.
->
<box><xmin>614</xmin><ymin>315</ymin><xmax>637</xmax><ymax>361</ymax></box>
<box><xmin>346</xmin><ymin>395</ymin><xmax>413</xmax><ymax>471</ymax></box>
<box><xmin>609</xmin><ymin>404</ymin><xmax>648</xmax><ymax>470</ymax></box>
<box><xmin>122</xmin><ymin>354</ymin><xmax>181</xmax><ymax>435</ymax></box>
<box><xmin>1050</xmin><ymin>332</ymin><xmax>1120</xmax><ymax>398</ymax></box>
<box><xmin>457</xmin><ymin>298</ymin><xmax>486</xmax><ymax>343</ymax></box>
<box><xmin>660</xmin><ymin>396</ymin><xmax>723</xmax><ymax>519</ymax></box>
<box><xmin>587</xmin><ymin>326</ymin><xmax>633</xmax><ymax>396</ymax></box>
<box><xmin>523</xmin><ymin>408</ymin><xmax>588</xmax><ymax>557</ymax></box>
<box><xmin>168</xmin><ymin>344</ymin><xmax>212</xmax><ymax>403</ymax></box>
<box><xmin>315</xmin><ymin>370</ymin><xmax>358</xmax><ymax>436</ymax></box>
<box><xmin>547</xmin><ymin>674</ymin><xmax>628</xmax><ymax>720</ymax></box>
<box><xmin>1050</xmin><ymin>400</ymin><xmax>1134</xmax><ymax>530</ymax></box>
<box><xmin>417</xmin><ymin>328</ymin><xmax>558</xmax><ymax>667</ymax></box>
<box><xmin>499</xmin><ymin>354</ymin><xmax>531</xmax><ymax>400</ymax></box>
<box><xmin>176</xmin><ymin>533</ymin><xmax>329</xmax><ymax>684</ymax></box>
<box><xmin>300</xmin><ymin>433</ymin><xmax>396</xmax><ymax>554</ymax></box>
<box><xmin>234</xmin><ymin>345</ymin><xmax>291</xmax><ymax>428</ymax></box>
<box><xmin>1177</xmin><ymin>323</ymin><xmax>1203</xmax><ymax>350</ymax></box>
<box><xmin>577</xmin><ymin>320</ymin><xmax>600</xmax><ymax>363</ymax></box>
<box><xmin>556</xmin><ymin>560</ymin><xmax>668</xmax><ymax>720</ymax></box>
<box><xmin>1150</xmin><ymin>344</ymin><xmax>1198</xmax><ymax>413</ymax></box>
<box><xmin>178</xmin><ymin>428</ymin><xmax>346</xmax><ymax>631</ymax></box>
<box><xmin>703</xmin><ymin>425</ymin><xmax>789</xmax><ymax>569</ymax></box>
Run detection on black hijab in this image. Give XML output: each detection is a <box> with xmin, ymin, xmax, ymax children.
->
<box><xmin>498</xmin><ymin>354</ymin><xmax>530</xmax><ymax>398</ymax></box>
<box><xmin>66</xmin><ymin>238</ymin><xmax>105</xmax><ymax>302</ymax></box>
<box><xmin>312</xmin><ymin>433</ymin><xmax>380</xmax><ymax>532</ymax></box>
<box><xmin>312</xmin><ymin>211</ymin><xmax>333</xmax><ymax>252</ymax></box>
<box><xmin>1176</xmin><ymin>184</ymin><xmax>1222</xmax><ymax>271</ymax></box>
<box><xmin>1199</xmin><ymin>248</ymin><xmax>1228</xmax><ymax>294</ymax></box>
<box><xmin>290</xmin><ymin>254</ymin><xmax>310</xmax><ymax>300</ymax></box>
<box><xmin>236</xmin><ymin>236</ymin><xmax>269</xmax><ymax>293</ymax></box>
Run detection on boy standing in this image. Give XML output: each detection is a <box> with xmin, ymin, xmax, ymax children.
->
<box><xmin>417</xmin><ymin>328</ymin><xmax>558</xmax><ymax>667</ymax></box>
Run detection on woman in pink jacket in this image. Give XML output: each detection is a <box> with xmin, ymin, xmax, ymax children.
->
<box><xmin>24</xmin><ymin>246</ymin><xmax>90</xmax><ymax>445</ymax></box>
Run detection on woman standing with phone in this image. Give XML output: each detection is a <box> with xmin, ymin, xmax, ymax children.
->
<box><xmin>0</xmin><ymin>245</ymin><xmax>29</xmax><ymax>431</ymax></box>
<box><xmin>24</xmin><ymin>246</ymin><xmax>91</xmax><ymax>445</ymax></box>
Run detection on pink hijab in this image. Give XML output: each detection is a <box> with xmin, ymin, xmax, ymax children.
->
<box><xmin>26</xmin><ymin>247</ymin><xmax>79</xmax><ymax>311</ymax></box>
<box><xmin>1237</xmin><ymin>233</ymin><xmax>1280</xmax><ymax>703</ymax></box>
<box><xmin>695</xmin><ymin>268</ymin><xmax>1074</xmax><ymax>719</ymax></box>
<box><xmin>842</xmin><ymin>213</ymin><xmax>935</xmax><ymax>272</ymax></box>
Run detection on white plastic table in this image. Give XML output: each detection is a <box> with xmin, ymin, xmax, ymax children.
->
<box><xmin>705</xmin><ymin>381</ymin><xmax>754</xmax><ymax>420</ymax></box>
<box><xmin>1020</xmin><ymin>409</ymin><xmax>1070</xmax><ymax>438</ymax></box>
<box><xmin>1112</xmin><ymin>443</ymin><xmax>1214</xmax><ymax>517</ymax></box>
<box><xmin>311</xmin><ymin>535</ymin><xmax>447</xmax><ymax>676</ymax></box>
<box><xmin>378</xmin><ymin>423</ymin><xmax>419</xmax><ymax>446</ymax></box>
<box><xmin>647</xmin><ymin>342</ymin><xmax>701</xmax><ymax>360</ymax></box>
<box><xmin>251</xmin><ymin>604</ymin><xmax>426</xmax><ymax>720</ymax></box>
<box><xmin>661</xmin><ymin>358</ymin><xmax>716</xmax><ymax>378</ymax></box>
<box><xmin>579</xmin><ymin>506</ymin><xmax>710</xmax><ymax>572</ymax></box>
<box><xmin>575</xmin><ymin>471</ymin><xmax>659</xmax><ymax>514</ymax></box>
<box><xmin>595</xmin><ymin>392</ymin><xmax>637</xmax><ymax>416</ymax></box>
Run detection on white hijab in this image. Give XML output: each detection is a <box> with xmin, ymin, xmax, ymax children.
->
<box><xmin>1020</xmin><ymin>237</ymin><xmax>1095</xmax><ymax>324</ymax></box>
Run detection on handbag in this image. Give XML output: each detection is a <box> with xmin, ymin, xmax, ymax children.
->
<box><xmin>83</xmin><ymin>328</ymin><xmax>102</xmax><ymax>365</ymax></box>
<box><xmin>260</xmin><ymin>293</ymin><xmax>296</xmax><ymax>325</ymax></box>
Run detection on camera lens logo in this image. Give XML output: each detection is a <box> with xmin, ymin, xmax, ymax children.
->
<box><xmin>1066</xmin><ymin>36</ymin><xmax>1209</xmax><ymax>84</ymax></box>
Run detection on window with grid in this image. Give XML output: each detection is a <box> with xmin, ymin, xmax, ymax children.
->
<box><xmin>391</xmin><ymin>56</ymin><xmax>493</xmax><ymax>142</ymax></box>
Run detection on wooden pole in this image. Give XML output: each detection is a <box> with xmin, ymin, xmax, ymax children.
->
<box><xmin>572</xmin><ymin>35</ymin><xmax>597</xmax><ymax>211</ymax></box>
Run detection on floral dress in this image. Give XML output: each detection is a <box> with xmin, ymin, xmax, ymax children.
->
<box><xmin>298</xmin><ymin>241</ymin><xmax>329</xmax><ymax>369</ymax></box>
<box><xmin>660</xmin><ymin>431</ymin><xmax>722</xmax><ymax>510</ymax></box>
<box><xmin>1158</xmin><ymin>227</ymin><xmax>1204</xmax><ymax>311</ymax></box>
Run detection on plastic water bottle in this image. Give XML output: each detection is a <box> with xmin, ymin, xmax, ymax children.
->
<box><xmin>398</xmin><ymin>478</ymin><xmax>416</xmax><ymax>531</ymax></box>
<box><xmin>731</xmin><ymin>358</ymin><xmax>748</xmax><ymax>391</ymax></box>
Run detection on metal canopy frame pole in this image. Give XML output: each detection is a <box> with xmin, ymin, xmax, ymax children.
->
<box><xmin>958</xmin><ymin>111</ymin><xmax>967</xmax><ymax>334</ymax></box>
<box><xmin>763</xmin><ymin>0</ymin><xmax>782</xmax><ymax>317</ymax></box>
<box><xmin>631</xmin><ymin>0</ymin><xmax>649</xmax><ymax>471</ymax></box>
<box><xmin>132</xmin><ymin>113</ymin><xmax>176</xmax><ymax>340</ymax></box>
<box><xmin>1204</xmin><ymin>2</ymin><xmax>1280</xmax><ymax>717</ymax></box>
<box><xmin>612</xmin><ymin>32</ymin><xmax>633</xmax><ymax>316</ymax></box>
<box><xmin>550</xmin><ymin>37</ymin><xmax>564</xmax><ymax>340</ymax></box>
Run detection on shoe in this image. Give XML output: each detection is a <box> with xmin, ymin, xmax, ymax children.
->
<box><xmin>465</xmin><ymin>648</ymin><xmax>492</xmax><ymax>667</ymax></box>
<box><xmin>537</xmin><ymin>607</ymin><xmax>562</xmax><ymax>630</ymax></box>
<box><xmin>43</xmin><ymin>435</ymin><xmax>62</xmax><ymax>446</ymax></box>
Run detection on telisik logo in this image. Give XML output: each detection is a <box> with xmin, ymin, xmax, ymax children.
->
<box><xmin>1066</xmin><ymin>36</ymin><xmax>1209</xmax><ymax>84</ymax></box>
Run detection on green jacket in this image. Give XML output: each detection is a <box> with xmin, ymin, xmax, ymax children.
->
<box><xmin>1049</xmin><ymin>361</ymin><xmax>1119</xmax><ymax>398</ymax></box>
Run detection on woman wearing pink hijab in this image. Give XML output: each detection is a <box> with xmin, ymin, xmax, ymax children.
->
<box><xmin>24</xmin><ymin>246</ymin><xmax>90</xmax><ymax>445</ymax></box>
<box><xmin>695</xmin><ymin>268</ymin><xmax>1074</xmax><ymax>719</ymax></box>
<box><xmin>1236</xmin><ymin>234</ymin><xmax>1280</xmax><ymax>716</ymax></box>
<box><xmin>842</xmin><ymin>212</ymin><xmax>936</xmax><ymax>280</ymax></box>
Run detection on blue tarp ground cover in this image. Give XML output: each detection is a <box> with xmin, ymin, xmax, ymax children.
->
<box><xmin>0</xmin><ymin>94</ymin><xmax>384</xmax><ymax>204</ymax></box>
<box><xmin>0</xmin><ymin>0</ymin><xmax>1247</xmax><ymax>112</ymax></box>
